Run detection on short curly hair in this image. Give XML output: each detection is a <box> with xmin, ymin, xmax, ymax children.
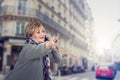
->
<box><xmin>25</xmin><ymin>21</ymin><xmax>45</xmax><ymax>38</ymax></box>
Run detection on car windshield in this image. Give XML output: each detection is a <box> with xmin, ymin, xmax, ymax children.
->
<box><xmin>99</xmin><ymin>66</ymin><xmax>109</xmax><ymax>69</ymax></box>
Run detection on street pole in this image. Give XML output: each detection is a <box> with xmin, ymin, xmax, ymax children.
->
<box><xmin>118</xmin><ymin>19</ymin><xmax>120</xmax><ymax>22</ymax></box>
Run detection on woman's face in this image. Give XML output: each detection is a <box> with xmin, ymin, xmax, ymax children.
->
<box><xmin>31</xmin><ymin>27</ymin><xmax>46</xmax><ymax>43</ymax></box>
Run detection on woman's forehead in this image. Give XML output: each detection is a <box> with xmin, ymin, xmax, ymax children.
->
<box><xmin>35</xmin><ymin>26</ymin><xmax>45</xmax><ymax>31</ymax></box>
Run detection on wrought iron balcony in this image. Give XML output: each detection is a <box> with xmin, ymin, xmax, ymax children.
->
<box><xmin>0</xmin><ymin>6</ymin><xmax>37</xmax><ymax>18</ymax></box>
<box><xmin>15</xmin><ymin>33</ymin><xmax>25</xmax><ymax>37</ymax></box>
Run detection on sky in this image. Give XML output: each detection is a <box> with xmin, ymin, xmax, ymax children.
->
<box><xmin>87</xmin><ymin>0</ymin><xmax>120</xmax><ymax>54</ymax></box>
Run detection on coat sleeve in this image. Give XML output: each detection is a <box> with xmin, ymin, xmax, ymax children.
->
<box><xmin>24</xmin><ymin>42</ymin><xmax>51</xmax><ymax>60</ymax></box>
<box><xmin>48</xmin><ymin>48</ymin><xmax>61</xmax><ymax>64</ymax></box>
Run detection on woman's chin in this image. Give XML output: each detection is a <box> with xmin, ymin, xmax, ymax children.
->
<box><xmin>38</xmin><ymin>40</ymin><xmax>44</xmax><ymax>43</ymax></box>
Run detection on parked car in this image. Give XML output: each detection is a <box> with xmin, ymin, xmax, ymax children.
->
<box><xmin>96</xmin><ymin>65</ymin><xmax>117</xmax><ymax>80</ymax></box>
<box><xmin>58</xmin><ymin>65</ymin><xmax>71</xmax><ymax>75</ymax></box>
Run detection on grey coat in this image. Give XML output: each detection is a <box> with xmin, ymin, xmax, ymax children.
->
<box><xmin>4</xmin><ymin>42</ymin><xmax>61</xmax><ymax>80</ymax></box>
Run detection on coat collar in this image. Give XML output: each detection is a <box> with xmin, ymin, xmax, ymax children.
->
<box><xmin>25</xmin><ymin>38</ymin><xmax>40</xmax><ymax>45</ymax></box>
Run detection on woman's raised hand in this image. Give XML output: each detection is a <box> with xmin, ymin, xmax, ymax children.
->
<box><xmin>46</xmin><ymin>36</ymin><xmax>58</xmax><ymax>50</ymax></box>
<box><xmin>51</xmin><ymin>37</ymin><xmax>58</xmax><ymax>49</ymax></box>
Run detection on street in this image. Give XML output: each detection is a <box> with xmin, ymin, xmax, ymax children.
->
<box><xmin>0</xmin><ymin>71</ymin><xmax>120</xmax><ymax>80</ymax></box>
<box><xmin>53</xmin><ymin>71</ymin><xmax>120</xmax><ymax>80</ymax></box>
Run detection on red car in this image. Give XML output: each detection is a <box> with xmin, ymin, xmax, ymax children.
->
<box><xmin>96</xmin><ymin>65</ymin><xmax>116</xmax><ymax>79</ymax></box>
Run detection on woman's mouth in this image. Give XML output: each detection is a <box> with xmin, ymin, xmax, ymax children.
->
<box><xmin>40</xmin><ymin>37</ymin><xmax>44</xmax><ymax>39</ymax></box>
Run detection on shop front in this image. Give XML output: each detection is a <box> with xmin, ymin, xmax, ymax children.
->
<box><xmin>0</xmin><ymin>36</ymin><xmax>26</xmax><ymax>73</ymax></box>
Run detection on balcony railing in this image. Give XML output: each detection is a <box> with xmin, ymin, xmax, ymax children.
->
<box><xmin>0</xmin><ymin>6</ymin><xmax>37</xmax><ymax>18</ymax></box>
<box><xmin>15</xmin><ymin>33</ymin><xmax>25</xmax><ymax>37</ymax></box>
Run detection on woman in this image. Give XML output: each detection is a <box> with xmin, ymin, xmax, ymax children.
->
<box><xmin>4</xmin><ymin>21</ymin><xmax>61</xmax><ymax>80</ymax></box>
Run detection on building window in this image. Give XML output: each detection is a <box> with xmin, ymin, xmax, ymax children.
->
<box><xmin>58</xmin><ymin>12</ymin><xmax>61</xmax><ymax>16</ymax></box>
<box><xmin>0</xmin><ymin>3</ymin><xmax>1</xmax><ymax>14</ymax></box>
<box><xmin>18</xmin><ymin>0</ymin><xmax>27</xmax><ymax>15</ymax></box>
<box><xmin>58</xmin><ymin>19</ymin><xmax>61</xmax><ymax>23</ymax></box>
<box><xmin>38</xmin><ymin>5</ymin><xmax>41</xmax><ymax>10</ymax></box>
<box><xmin>16</xmin><ymin>22</ymin><xmax>25</xmax><ymax>37</ymax></box>
<box><xmin>45</xmin><ymin>11</ymin><xmax>49</xmax><ymax>17</ymax></box>
<box><xmin>51</xmin><ymin>6</ymin><xmax>54</xmax><ymax>9</ymax></box>
<box><xmin>51</xmin><ymin>14</ymin><xmax>54</xmax><ymax>18</ymax></box>
<box><xmin>64</xmin><ymin>23</ymin><xmax>66</xmax><ymax>27</ymax></box>
<box><xmin>64</xmin><ymin>17</ymin><xmax>66</xmax><ymax>21</ymax></box>
<box><xmin>58</xmin><ymin>3</ymin><xmax>61</xmax><ymax>7</ymax></box>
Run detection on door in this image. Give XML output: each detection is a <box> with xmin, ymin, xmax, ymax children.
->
<box><xmin>0</xmin><ymin>46</ymin><xmax>3</xmax><ymax>71</ymax></box>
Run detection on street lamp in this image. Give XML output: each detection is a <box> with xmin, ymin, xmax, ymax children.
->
<box><xmin>118</xmin><ymin>19</ymin><xmax>120</xmax><ymax>22</ymax></box>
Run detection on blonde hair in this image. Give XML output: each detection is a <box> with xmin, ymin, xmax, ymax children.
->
<box><xmin>25</xmin><ymin>21</ymin><xmax>45</xmax><ymax>38</ymax></box>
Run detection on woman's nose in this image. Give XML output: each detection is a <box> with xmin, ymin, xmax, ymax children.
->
<box><xmin>40</xmin><ymin>32</ymin><xmax>45</xmax><ymax>36</ymax></box>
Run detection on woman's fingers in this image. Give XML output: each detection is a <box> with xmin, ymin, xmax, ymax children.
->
<box><xmin>46</xmin><ymin>36</ymin><xmax>58</xmax><ymax>50</ymax></box>
<box><xmin>52</xmin><ymin>37</ymin><xmax>58</xmax><ymax>43</ymax></box>
<box><xmin>51</xmin><ymin>37</ymin><xmax>58</xmax><ymax>49</ymax></box>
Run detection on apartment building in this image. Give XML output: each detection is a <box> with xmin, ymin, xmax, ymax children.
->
<box><xmin>112</xmin><ymin>34</ymin><xmax>120</xmax><ymax>62</ymax></box>
<box><xmin>0</xmin><ymin>0</ymin><xmax>89</xmax><ymax>73</ymax></box>
<box><xmin>84</xmin><ymin>1</ymin><xmax>96</xmax><ymax>69</ymax></box>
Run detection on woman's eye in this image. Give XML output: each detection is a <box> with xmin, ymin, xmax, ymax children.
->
<box><xmin>42</xmin><ymin>30</ymin><xmax>45</xmax><ymax>33</ymax></box>
<box><xmin>37</xmin><ymin>31</ymin><xmax>40</xmax><ymax>33</ymax></box>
